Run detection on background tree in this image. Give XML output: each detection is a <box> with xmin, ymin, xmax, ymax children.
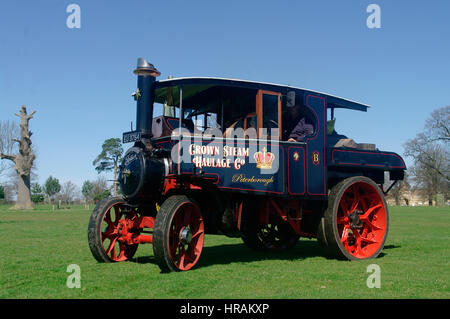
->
<box><xmin>0</xmin><ymin>120</ymin><xmax>19</xmax><ymax>176</ymax></box>
<box><xmin>0</xmin><ymin>185</ymin><xmax>4</xmax><ymax>201</ymax></box>
<box><xmin>60</xmin><ymin>181</ymin><xmax>77</xmax><ymax>206</ymax></box>
<box><xmin>408</xmin><ymin>144</ymin><xmax>448</xmax><ymax>205</ymax></box>
<box><xmin>404</xmin><ymin>105</ymin><xmax>449</xmax><ymax>206</ymax></box>
<box><xmin>404</xmin><ymin>135</ymin><xmax>449</xmax><ymax>183</ymax></box>
<box><xmin>424</xmin><ymin>105</ymin><xmax>450</xmax><ymax>144</ymax></box>
<box><xmin>93</xmin><ymin>138</ymin><xmax>123</xmax><ymax>196</ymax></box>
<box><xmin>82</xmin><ymin>180</ymin><xmax>94</xmax><ymax>208</ymax></box>
<box><xmin>0</xmin><ymin>106</ymin><xmax>36</xmax><ymax>210</ymax></box>
<box><xmin>44</xmin><ymin>176</ymin><xmax>61</xmax><ymax>210</ymax></box>
<box><xmin>91</xmin><ymin>176</ymin><xmax>111</xmax><ymax>203</ymax></box>
<box><xmin>31</xmin><ymin>183</ymin><xmax>44</xmax><ymax>204</ymax></box>
<box><xmin>0</xmin><ymin>181</ymin><xmax>15</xmax><ymax>203</ymax></box>
<box><xmin>93</xmin><ymin>190</ymin><xmax>111</xmax><ymax>203</ymax></box>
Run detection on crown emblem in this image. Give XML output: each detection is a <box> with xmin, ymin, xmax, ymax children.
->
<box><xmin>254</xmin><ymin>147</ymin><xmax>275</xmax><ymax>169</ymax></box>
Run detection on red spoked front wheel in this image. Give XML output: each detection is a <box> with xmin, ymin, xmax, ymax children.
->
<box><xmin>153</xmin><ymin>195</ymin><xmax>205</xmax><ymax>272</ymax></box>
<box><xmin>88</xmin><ymin>197</ymin><xmax>139</xmax><ymax>262</ymax></box>
<box><xmin>322</xmin><ymin>176</ymin><xmax>389</xmax><ymax>260</ymax></box>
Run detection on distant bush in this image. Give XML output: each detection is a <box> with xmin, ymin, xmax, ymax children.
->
<box><xmin>31</xmin><ymin>194</ymin><xmax>44</xmax><ymax>203</ymax></box>
<box><xmin>93</xmin><ymin>190</ymin><xmax>110</xmax><ymax>203</ymax></box>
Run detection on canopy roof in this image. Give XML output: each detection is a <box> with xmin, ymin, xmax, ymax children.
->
<box><xmin>154</xmin><ymin>77</ymin><xmax>370</xmax><ymax>112</ymax></box>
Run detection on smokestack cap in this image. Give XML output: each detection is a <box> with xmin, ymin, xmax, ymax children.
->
<box><xmin>134</xmin><ymin>58</ymin><xmax>161</xmax><ymax>77</ymax></box>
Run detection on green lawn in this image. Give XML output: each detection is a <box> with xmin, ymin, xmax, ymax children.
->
<box><xmin>0</xmin><ymin>204</ymin><xmax>448</xmax><ymax>299</ymax></box>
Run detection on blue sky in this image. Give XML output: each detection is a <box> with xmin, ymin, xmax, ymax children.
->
<box><xmin>1</xmin><ymin>0</ymin><xmax>449</xmax><ymax>189</ymax></box>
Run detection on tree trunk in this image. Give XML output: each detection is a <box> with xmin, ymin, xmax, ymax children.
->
<box><xmin>113</xmin><ymin>163</ymin><xmax>117</xmax><ymax>196</ymax></box>
<box><xmin>16</xmin><ymin>174</ymin><xmax>33</xmax><ymax>210</ymax></box>
<box><xmin>428</xmin><ymin>194</ymin><xmax>433</xmax><ymax>206</ymax></box>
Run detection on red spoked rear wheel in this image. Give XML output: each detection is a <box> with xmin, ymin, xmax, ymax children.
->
<box><xmin>153</xmin><ymin>195</ymin><xmax>205</xmax><ymax>272</ymax></box>
<box><xmin>88</xmin><ymin>197</ymin><xmax>139</xmax><ymax>262</ymax></box>
<box><xmin>322</xmin><ymin>176</ymin><xmax>389</xmax><ymax>260</ymax></box>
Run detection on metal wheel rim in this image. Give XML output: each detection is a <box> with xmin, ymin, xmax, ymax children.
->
<box><xmin>168</xmin><ymin>202</ymin><xmax>205</xmax><ymax>271</ymax></box>
<box><xmin>336</xmin><ymin>181</ymin><xmax>387</xmax><ymax>258</ymax></box>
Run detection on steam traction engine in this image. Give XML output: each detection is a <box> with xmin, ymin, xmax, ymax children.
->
<box><xmin>88</xmin><ymin>58</ymin><xmax>406</xmax><ymax>272</ymax></box>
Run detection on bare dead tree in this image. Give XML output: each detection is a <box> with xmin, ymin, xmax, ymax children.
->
<box><xmin>0</xmin><ymin>106</ymin><xmax>36</xmax><ymax>210</ymax></box>
<box><xmin>404</xmin><ymin>134</ymin><xmax>450</xmax><ymax>182</ymax></box>
<box><xmin>405</xmin><ymin>140</ymin><xmax>449</xmax><ymax>205</ymax></box>
<box><xmin>60</xmin><ymin>181</ymin><xmax>78</xmax><ymax>206</ymax></box>
<box><xmin>425</xmin><ymin>105</ymin><xmax>450</xmax><ymax>144</ymax></box>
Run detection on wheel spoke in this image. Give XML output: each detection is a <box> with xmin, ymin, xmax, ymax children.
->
<box><xmin>349</xmin><ymin>185</ymin><xmax>360</xmax><ymax>214</ymax></box>
<box><xmin>179</xmin><ymin>253</ymin><xmax>185</xmax><ymax>268</ymax></box>
<box><xmin>360</xmin><ymin>234</ymin><xmax>378</xmax><ymax>245</ymax></box>
<box><xmin>340</xmin><ymin>197</ymin><xmax>350</xmax><ymax>215</ymax></box>
<box><xmin>169</xmin><ymin>232</ymin><xmax>181</xmax><ymax>255</ymax></box>
<box><xmin>171</xmin><ymin>216</ymin><xmax>183</xmax><ymax>238</ymax></box>
<box><xmin>116</xmin><ymin>242</ymin><xmax>126</xmax><ymax>260</ymax></box>
<box><xmin>343</xmin><ymin>233</ymin><xmax>354</xmax><ymax>250</ymax></box>
<box><xmin>359</xmin><ymin>193</ymin><xmax>372</xmax><ymax>211</ymax></box>
<box><xmin>352</xmin><ymin>232</ymin><xmax>363</xmax><ymax>256</ymax></box>
<box><xmin>106</xmin><ymin>237</ymin><xmax>118</xmax><ymax>257</ymax></box>
<box><xmin>191</xmin><ymin>228</ymin><xmax>204</xmax><ymax>240</ymax></box>
<box><xmin>183</xmin><ymin>207</ymin><xmax>191</xmax><ymax>226</ymax></box>
<box><xmin>101</xmin><ymin>229</ymin><xmax>115</xmax><ymax>240</ymax></box>
<box><xmin>104</xmin><ymin>212</ymin><xmax>114</xmax><ymax>228</ymax></box>
<box><xmin>360</xmin><ymin>203</ymin><xmax>383</xmax><ymax>220</ymax></box>
<box><xmin>177</xmin><ymin>245</ymin><xmax>186</xmax><ymax>268</ymax></box>
<box><xmin>340</xmin><ymin>225</ymin><xmax>350</xmax><ymax>243</ymax></box>
<box><xmin>364</xmin><ymin>219</ymin><xmax>382</xmax><ymax>231</ymax></box>
<box><xmin>191</xmin><ymin>238</ymin><xmax>202</xmax><ymax>255</ymax></box>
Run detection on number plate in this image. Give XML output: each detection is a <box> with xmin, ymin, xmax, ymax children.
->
<box><xmin>122</xmin><ymin>131</ymin><xmax>141</xmax><ymax>143</ymax></box>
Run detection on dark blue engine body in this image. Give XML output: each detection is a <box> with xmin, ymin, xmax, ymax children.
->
<box><xmin>121</xmin><ymin>75</ymin><xmax>406</xmax><ymax>201</ymax></box>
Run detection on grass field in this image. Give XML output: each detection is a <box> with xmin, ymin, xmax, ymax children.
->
<box><xmin>0</xmin><ymin>204</ymin><xmax>448</xmax><ymax>299</ymax></box>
